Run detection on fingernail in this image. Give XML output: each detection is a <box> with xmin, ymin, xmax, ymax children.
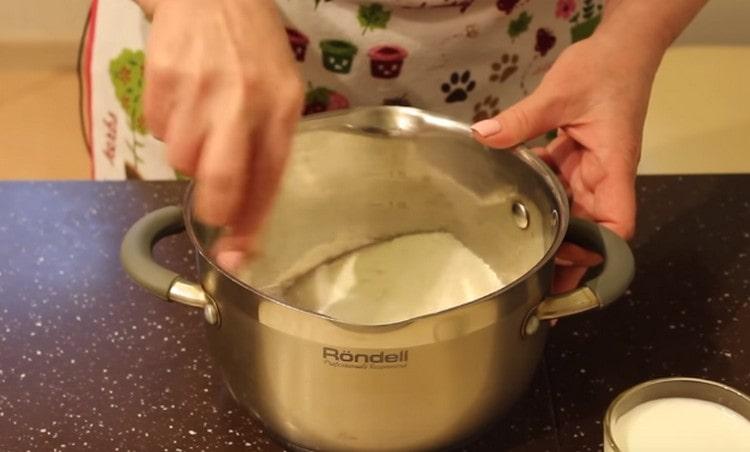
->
<box><xmin>216</xmin><ymin>250</ymin><xmax>246</xmax><ymax>273</ymax></box>
<box><xmin>471</xmin><ymin>119</ymin><xmax>502</xmax><ymax>138</ymax></box>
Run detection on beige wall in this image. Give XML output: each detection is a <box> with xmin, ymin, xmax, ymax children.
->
<box><xmin>676</xmin><ymin>0</ymin><xmax>750</xmax><ymax>46</ymax></box>
<box><xmin>0</xmin><ymin>0</ymin><xmax>91</xmax><ymax>44</ymax></box>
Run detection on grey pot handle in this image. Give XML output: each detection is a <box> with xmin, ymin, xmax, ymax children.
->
<box><xmin>564</xmin><ymin>218</ymin><xmax>635</xmax><ymax>307</ymax></box>
<box><xmin>121</xmin><ymin>206</ymin><xmax>220</xmax><ymax>325</ymax></box>
<box><xmin>524</xmin><ymin>218</ymin><xmax>635</xmax><ymax>335</ymax></box>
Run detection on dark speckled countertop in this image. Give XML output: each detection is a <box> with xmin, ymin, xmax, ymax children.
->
<box><xmin>0</xmin><ymin>177</ymin><xmax>748</xmax><ymax>451</ymax></box>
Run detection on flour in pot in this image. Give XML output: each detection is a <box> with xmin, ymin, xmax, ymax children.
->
<box><xmin>282</xmin><ymin>232</ymin><xmax>503</xmax><ymax>324</ymax></box>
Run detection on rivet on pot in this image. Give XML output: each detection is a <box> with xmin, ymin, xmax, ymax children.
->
<box><xmin>512</xmin><ymin>202</ymin><xmax>529</xmax><ymax>230</ymax></box>
<box><xmin>524</xmin><ymin>314</ymin><xmax>540</xmax><ymax>337</ymax></box>
<box><xmin>551</xmin><ymin>209</ymin><xmax>559</xmax><ymax>228</ymax></box>
<box><xmin>204</xmin><ymin>302</ymin><xmax>220</xmax><ymax>326</ymax></box>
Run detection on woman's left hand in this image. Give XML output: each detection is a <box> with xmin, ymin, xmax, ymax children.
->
<box><xmin>471</xmin><ymin>32</ymin><xmax>659</xmax><ymax>292</ymax></box>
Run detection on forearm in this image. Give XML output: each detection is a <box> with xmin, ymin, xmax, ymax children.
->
<box><xmin>594</xmin><ymin>0</ymin><xmax>707</xmax><ymax>71</ymax></box>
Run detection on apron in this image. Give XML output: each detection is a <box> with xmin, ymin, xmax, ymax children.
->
<box><xmin>85</xmin><ymin>0</ymin><xmax>602</xmax><ymax>180</ymax></box>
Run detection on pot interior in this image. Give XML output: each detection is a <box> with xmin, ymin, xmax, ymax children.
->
<box><xmin>191</xmin><ymin>108</ymin><xmax>568</xmax><ymax>324</ymax></box>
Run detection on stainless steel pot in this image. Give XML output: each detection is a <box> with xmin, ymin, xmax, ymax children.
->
<box><xmin>122</xmin><ymin>107</ymin><xmax>634</xmax><ymax>451</ymax></box>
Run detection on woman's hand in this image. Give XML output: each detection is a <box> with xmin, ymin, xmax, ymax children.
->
<box><xmin>472</xmin><ymin>32</ymin><xmax>658</xmax><ymax>292</ymax></box>
<box><xmin>139</xmin><ymin>0</ymin><xmax>304</xmax><ymax>270</ymax></box>
<box><xmin>472</xmin><ymin>0</ymin><xmax>705</xmax><ymax>293</ymax></box>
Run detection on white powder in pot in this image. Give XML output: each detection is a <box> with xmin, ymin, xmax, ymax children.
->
<box><xmin>282</xmin><ymin>232</ymin><xmax>503</xmax><ymax>325</ymax></box>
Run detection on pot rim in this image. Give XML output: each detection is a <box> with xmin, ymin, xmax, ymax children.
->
<box><xmin>182</xmin><ymin>106</ymin><xmax>570</xmax><ymax>328</ymax></box>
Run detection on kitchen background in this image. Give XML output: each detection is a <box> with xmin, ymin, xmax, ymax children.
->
<box><xmin>0</xmin><ymin>0</ymin><xmax>748</xmax><ymax>179</ymax></box>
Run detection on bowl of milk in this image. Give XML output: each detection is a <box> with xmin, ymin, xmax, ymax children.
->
<box><xmin>604</xmin><ymin>377</ymin><xmax>750</xmax><ymax>452</ymax></box>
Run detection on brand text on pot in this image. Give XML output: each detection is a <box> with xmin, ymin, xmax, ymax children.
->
<box><xmin>322</xmin><ymin>347</ymin><xmax>408</xmax><ymax>369</ymax></box>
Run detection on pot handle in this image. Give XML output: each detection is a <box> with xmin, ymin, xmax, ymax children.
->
<box><xmin>120</xmin><ymin>206</ymin><xmax>220</xmax><ymax>325</ymax></box>
<box><xmin>524</xmin><ymin>218</ymin><xmax>634</xmax><ymax>335</ymax></box>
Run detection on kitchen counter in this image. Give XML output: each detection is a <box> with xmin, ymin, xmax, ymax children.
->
<box><xmin>1</xmin><ymin>177</ymin><xmax>748</xmax><ymax>451</ymax></box>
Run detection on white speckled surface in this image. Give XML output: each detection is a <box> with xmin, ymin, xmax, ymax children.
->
<box><xmin>0</xmin><ymin>182</ymin><xmax>283</xmax><ymax>451</ymax></box>
<box><xmin>546</xmin><ymin>175</ymin><xmax>750</xmax><ymax>451</ymax></box>
<box><xmin>1</xmin><ymin>178</ymin><xmax>748</xmax><ymax>451</ymax></box>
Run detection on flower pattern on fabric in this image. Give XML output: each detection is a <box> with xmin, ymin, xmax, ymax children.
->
<box><xmin>555</xmin><ymin>0</ymin><xmax>576</xmax><ymax>20</ymax></box>
<box><xmin>496</xmin><ymin>0</ymin><xmax>523</xmax><ymax>15</ymax></box>
<box><xmin>534</xmin><ymin>28</ymin><xmax>557</xmax><ymax>56</ymax></box>
<box><xmin>569</xmin><ymin>0</ymin><xmax>603</xmax><ymax>42</ymax></box>
<box><xmin>304</xmin><ymin>84</ymin><xmax>350</xmax><ymax>115</ymax></box>
<box><xmin>109</xmin><ymin>48</ymin><xmax>147</xmax><ymax>179</ymax></box>
<box><xmin>358</xmin><ymin>3</ymin><xmax>392</xmax><ymax>34</ymax></box>
<box><xmin>508</xmin><ymin>11</ymin><xmax>533</xmax><ymax>40</ymax></box>
<box><xmin>90</xmin><ymin>0</ymin><xmax>589</xmax><ymax>180</ymax></box>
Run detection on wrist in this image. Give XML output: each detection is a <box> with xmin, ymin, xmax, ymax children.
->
<box><xmin>594</xmin><ymin>0</ymin><xmax>707</xmax><ymax>76</ymax></box>
<box><xmin>590</xmin><ymin>18</ymin><xmax>666</xmax><ymax>81</ymax></box>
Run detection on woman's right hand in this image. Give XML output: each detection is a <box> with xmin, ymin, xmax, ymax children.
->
<box><xmin>138</xmin><ymin>0</ymin><xmax>304</xmax><ymax>270</ymax></box>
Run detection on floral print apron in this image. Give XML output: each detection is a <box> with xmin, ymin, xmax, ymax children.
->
<box><xmin>85</xmin><ymin>0</ymin><xmax>602</xmax><ymax>179</ymax></box>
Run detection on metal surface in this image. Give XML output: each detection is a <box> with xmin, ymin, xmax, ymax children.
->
<box><xmin>512</xmin><ymin>201</ymin><xmax>530</xmax><ymax>229</ymax></box>
<box><xmin>168</xmin><ymin>278</ymin><xmax>209</xmax><ymax>309</ymax></box>
<box><xmin>169</xmin><ymin>277</ymin><xmax>221</xmax><ymax>326</ymax></box>
<box><xmin>161</xmin><ymin>107</ymin><xmax>628</xmax><ymax>451</ymax></box>
<box><xmin>183</xmin><ymin>107</ymin><xmax>567</xmax><ymax>451</ymax></box>
<box><xmin>522</xmin><ymin>287</ymin><xmax>600</xmax><ymax>338</ymax></box>
<box><xmin>534</xmin><ymin>287</ymin><xmax>601</xmax><ymax>321</ymax></box>
<box><xmin>188</xmin><ymin>107</ymin><xmax>571</xmax><ymax>323</ymax></box>
<box><xmin>7</xmin><ymin>177</ymin><xmax>750</xmax><ymax>451</ymax></box>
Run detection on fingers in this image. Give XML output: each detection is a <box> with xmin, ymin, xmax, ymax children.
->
<box><xmin>139</xmin><ymin>0</ymin><xmax>306</xmax><ymax>275</ymax></box>
<box><xmin>212</xmin><ymin>81</ymin><xmax>303</xmax><ymax>271</ymax></box>
<box><xmin>163</xmin><ymin>91</ymin><xmax>207</xmax><ymax>176</ymax></box>
<box><xmin>555</xmin><ymin>242</ymin><xmax>603</xmax><ymax>267</ymax></box>
<box><xmin>471</xmin><ymin>85</ymin><xmax>565</xmax><ymax>148</ymax></box>
<box><xmin>242</xmin><ymin>93</ymin><xmax>300</xmax><ymax>236</ymax></box>
<box><xmin>592</xmin><ymin>164</ymin><xmax>637</xmax><ymax>240</ymax></box>
<box><xmin>539</xmin><ymin>132</ymin><xmax>635</xmax><ymax>240</ymax></box>
<box><xmin>552</xmin><ymin>243</ymin><xmax>602</xmax><ymax>296</ymax></box>
<box><xmin>142</xmin><ymin>10</ymin><xmax>187</xmax><ymax>140</ymax></box>
<box><xmin>551</xmin><ymin>266</ymin><xmax>589</xmax><ymax>295</ymax></box>
<box><xmin>192</xmin><ymin>101</ymin><xmax>256</xmax><ymax>227</ymax></box>
<box><xmin>143</xmin><ymin>62</ymin><xmax>175</xmax><ymax>140</ymax></box>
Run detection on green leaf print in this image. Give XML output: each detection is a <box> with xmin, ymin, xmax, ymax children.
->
<box><xmin>582</xmin><ymin>0</ymin><xmax>595</xmax><ymax>20</ymax></box>
<box><xmin>508</xmin><ymin>11</ymin><xmax>532</xmax><ymax>40</ymax></box>
<box><xmin>109</xmin><ymin>48</ymin><xmax>148</xmax><ymax>172</ymax></box>
<box><xmin>570</xmin><ymin>0</ymin><xmax>602</xmax><ymax>43</ymax></box>
<box><xmin>358</xmin><ymin>3</ymin><xmax>391</xmax><ymax>35</ymax></box>
<box><xmin>305</xmin><ymin>86</ymin><xmax>332</xmax><ymax>106</ymax></box>
<box><xmin>109</xmin><ymin>49</ymin><xmax>147</xmax><ymax>135</ymax></box>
